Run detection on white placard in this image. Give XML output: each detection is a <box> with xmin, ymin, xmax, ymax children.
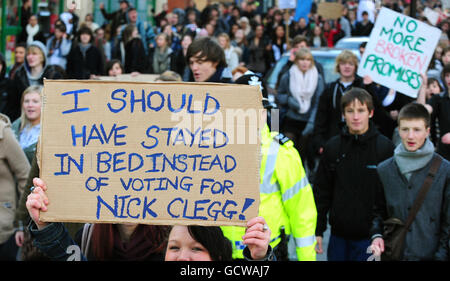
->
<box><xmin>279</xmin><ymin>0</ymin><xmax>296</xmax><ymax>10</ymax></box>
<box><xmin>357</xmin><ymin>7</ymin><xmax>441</xmax><ymax>98</ymax></box>
<box><xmin>424</xmin><ymin>7</ymin><xmax>439</xmax><ymax>26</ymax></box>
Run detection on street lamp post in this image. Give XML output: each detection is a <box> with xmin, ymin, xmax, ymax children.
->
<box><xmin>410</xmin><ymin>0</ymin><xmax>417</xmax><ymax>18</ymax></box>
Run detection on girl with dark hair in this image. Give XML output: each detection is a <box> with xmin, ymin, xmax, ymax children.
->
<box><xmin>246</xmin><ymin>24</ymin><xmax>273</xmax><ymax>76</ymax></box>
<box><xmin>25</xmin><ymin>178</ymin><xmax>274</xmax><ymax>261</ymax></box>
<box><xmin>170</xmin><ymin>33</ymin><xmax>193</xmax><ymax>79</ymax></box>
<box><xmin>46</xmin><ymin>23</ymin><xmax>72</xmax><ymax>69</ymax></box>
<box><xmin>122</xmin><ymin>24</ymin><xmax>147</xmax><ymax>74</ymax></box>
<box><xmin>165</xmin><ymin>225</ymin><xmax>233</xmax><ymax>261</ymax></box>
<box><xmin>105</xmin><ymin>59</ymin><xmax>124</xmax><ymax>77</ymax></box>
<box><xmin>66</xmin><ymin>27</ymin><xmax>104</xmax><ymax>79</ymax></box>
<box><xmin>271</xmin><ymin>25</ymin><xmax>287</xmax><ymax>62</ymax></box>
<box><xmin>165</xmin><ymin>217</ymin><xmax>273</xmax><ymax>261</ymax></box>
<box><xmin>308</xmin><ymin>25</ymin><xmax>327</xmax><ymax>48</ymax></box>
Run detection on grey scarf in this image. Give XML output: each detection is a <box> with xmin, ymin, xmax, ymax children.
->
<box><xmin>394</xmin><ymin>138</ymin><xmax>435</xmax><ymax>181</ymax></box>
<box><xmin>79</xmin><ymin>43</ymin><xmax>92</xmax><ymax>59</ymax></box>
<box><xmin>153</xmin><ymin>47</ymin><xmax>172</xmax><ymax>74</ymax></box>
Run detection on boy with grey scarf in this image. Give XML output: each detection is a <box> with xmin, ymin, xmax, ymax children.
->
<box><xmin>370</xmin><ymin>103</ymin><xmax>450</xmax><ymax>261</ymax></box>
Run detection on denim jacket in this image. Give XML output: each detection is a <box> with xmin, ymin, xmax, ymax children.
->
<box><xmin>29</xmin><ymin>222</ymin><xmax>87</xmax><ymax>261</ymax></box>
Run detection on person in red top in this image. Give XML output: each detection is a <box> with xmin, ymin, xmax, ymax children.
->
<box><xmin>323</xmin><ymin>20</ymin><xmax>341</xmax><ymax>48</ymax></box>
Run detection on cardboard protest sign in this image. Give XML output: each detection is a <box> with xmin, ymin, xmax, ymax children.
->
<box><xmin>39</xmin><ymin>80</ymin><xmax>263</xmax><ymax>227</ymax></box>
<box><xmin>357</xmin><ymin>7</ymin><xmax>441</xmax><ymax>98</ymax></box>
<box><xmin>317</xmin><ymin>2</ymin><xmax>343</xmax><ymax>20</ymax></box>
<box><xmin>96</xmin><ymin>74</ymin><xmax>160</xmax><ymax>82</ymax></box>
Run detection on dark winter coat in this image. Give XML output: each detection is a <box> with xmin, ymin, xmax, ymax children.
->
<box><xmin>428</xmin><ymin>93</ymin><xmax>450</xmax><ymax>161</ymax></box>
<box><xmin>371</xmin><ymin>153</ymin><xmax>450</xmax><ymax>260</ymax></box>
<box><xmin>124</xmin><ymin>38</ymin><xmax>147</xmax><ymax>74</ymax></box>
<box><xmin>0</xmin><ymin>54</ymin><xmax>10</xmax><ymax>115</ymax></box>
<box><xmin>66</xmin><ymin>44</ymin><xmax>104</xmax><ymax>79</ymax></box>
<box><xmin>314</xmin><ymin>123</ymin><xmax>395</xmax><ymax>240</ymax></box>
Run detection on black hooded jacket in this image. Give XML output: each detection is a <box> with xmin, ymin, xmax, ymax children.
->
<box><xmin>0</xmin><ymin>54</ymin><xmax>10</xmax><ymax>115</ymax></box>
<box><xmin>313</xmin><ymin>122</ymin><xmax>395</xmax><ymax>240</ymax></box>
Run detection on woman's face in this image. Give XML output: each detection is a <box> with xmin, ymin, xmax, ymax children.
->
<box><xmin>181</xmin><ymin>36</ymin><xmax>192</xmax><ymax>50</ymax></box>
<box><xmin>188</xmin><ymin>12</ymin><xmax>196</xmax><ymax>23</ymax></box>
<box><xmin>29</xmin><ymin>16</ymin><xmax>38</xmax><ymax>27</ymax></box>
<box><xmin>156</xmin><ymin>35</ymin><xmax>167</xmax><ymax>48</ymax></box>
<box><xmin>165</xmin><ymin>226</ymin><xmax>212</xmax><ymax>261</ymax></box>
<box><xmin>296</xmin><ymin>58</ymin><xmax>312</xmax><ymax>72</ymax></box>
<box><xmin>218</xmin><ymin>36</ymin><xmax>228</xmax><ymax>49</ymax></box>
<box><xmin>428</xmin><ymin>81</ymin><xmax>441</xmax><ymax>95</ymax></box>
<box><xmin>15</xmin><ymin>47</ymin><xmax>26</xmax><ymax>64</ymax></box>
<box><xmin>96</xmin><ymin>29</ymin><xmax>105</xmax><ymax>39</ymax></box>
<box><xmin>234</xmin><ymin>29</ymin><xmax>244</xmax><ymax>43</ymax></box>
<box><xmin>55</xmin><ymin>28</ymin><xmax>63</xmax><ymax>39</ymax></box>
<box><xmin>444</xmin><ymin>73</ymin><xmax>450</xmax><ymax>90</ymax></box>
<box><xmin>205</xmin><ymin>23</ymin><xmax>215</xmax><ymax>36</ymax></box>
<box><xmin>26</xmin><ymin>49</ymin><xmax>44</xmax><ymax>68</ymax></box>
<box><xmin>231</xmin><ymin>24</ymin><xmax>239</xmax><ymax>36</ymax></box>
<box><xmin>314</xmin><ymin>26</ymin><xmax>322</xmax><ymax>36</ymax></box>
<box><xmin>255</xmin><ymin>26</ymin><xmax>264</xmax><ymax>37</ymax></box>
<box><xmin>23</xmin><ymin>92</ymin><xmax>42</xmax><ymax>124</ymax></box>
<box><xmin>80</xmin><ymin>33</ymin><xmax>91</xmax><ymax>44</ymax></box>
<box><xmin>275</xmin><ymin>26</ymin><xmax>284</xmax><ymax>38</ymax></box>
<box><xmin>108</xmin><ymin>62</ymin><xmax>123</xmax><ymax>77</ymax></box>
<box><xmin>274</xmin><ymin>13</ymin><xmax>282</xmax><ymax>22</ymax></box>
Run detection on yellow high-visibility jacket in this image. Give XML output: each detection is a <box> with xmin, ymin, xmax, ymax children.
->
<box><xmin>221</xmin><ymin>125</ymin><xmax>317</xmax><ymax>261</ymax></box>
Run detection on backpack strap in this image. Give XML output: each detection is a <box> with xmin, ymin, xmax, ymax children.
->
<box><xmin>404</xmin><ymin>154</ymin><xmax>442</xmax><ymax>230</ymax></box>
<box><xmin>81</xmin><ymin>223</ymin><xmax>94</xmax><ymax>257</ymax></box>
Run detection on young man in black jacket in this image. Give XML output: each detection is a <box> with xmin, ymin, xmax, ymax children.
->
<box><xmin>313</xmin><ymin>88</ymin><xmax>395</xmax><ymax>261</ymax></box>
<box><xmin>312</xmin><ymin>50</ymin><xmax>395</xmax><ymax>156</ymax></box>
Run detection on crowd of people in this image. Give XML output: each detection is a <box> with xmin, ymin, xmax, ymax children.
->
<box><xmin>0</xmin><ymin>0</ymin><xmax>449</xmax><ymax>262</ymax></box>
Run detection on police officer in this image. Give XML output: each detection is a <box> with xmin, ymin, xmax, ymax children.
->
<box><xmin>221</xmin><ymin>73</ymin><xmax>318</xmax><ymax>261</ymax></box>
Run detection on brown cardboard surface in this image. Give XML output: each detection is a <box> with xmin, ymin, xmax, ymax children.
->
<box><xmin>96</xmin><ymin>74</ymin><xmax>160</xmax><ymax>82</ymax></box>
<box><xmin>317</xmin><ymin>3</ymin><xmax>343</xmax><ymax>20</ymax></box>
<box><xmin>39</xmin><ymin>80</ymin><xmax>262</xmax><ymax>227</ymax></box>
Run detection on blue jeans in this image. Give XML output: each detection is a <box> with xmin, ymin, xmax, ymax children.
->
<box><xmin>327</xmin><ymin>234</ymin><xmax>371</xmax><ymax>261</ymax></box>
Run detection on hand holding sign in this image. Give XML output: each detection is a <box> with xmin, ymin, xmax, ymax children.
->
<box><xmin>26</xmin><ymin>178</ymin><xmax>49</xmax><ymax>230</ymax></box>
